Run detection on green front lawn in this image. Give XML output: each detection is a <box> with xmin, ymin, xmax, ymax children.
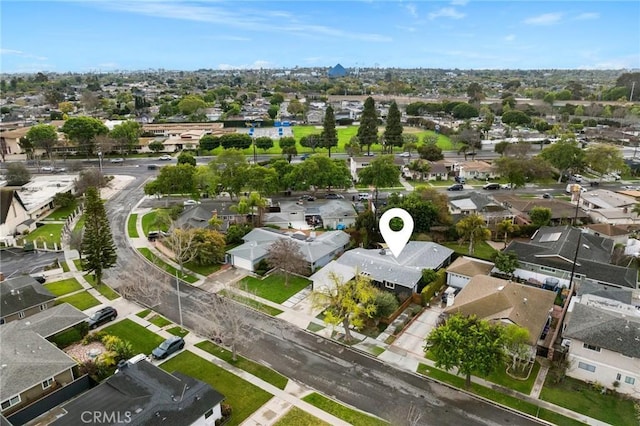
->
<box><xmin>136</xmin><ymin>309</ymin><xmax>151</xmax><ymax>318</ymax></box>
<box><xmin>274</xmin><ymin>407</ymin><xmax>330</xmax><ymax>426</ymax></box>
<box><xmin>239</xmin><ymin>274</ymin><xmax>311</xmax><ymax>304</ymax></box>
<box><xmin>481</xmin><ymin>362</ymin><xmax>540</xmax><ymax>395</ymax></box>
<box><xmin>127</xmin><ymin>214</ymin><xmax>139</xmax><ymax>238</ymax></box>
<box><xmin>44</xmin><ymin>202</ymin><xmax>78</xmax><ymax>220</ymax></box>
<box><xmin>166</xmin><ymin>326</ymin><xmax>189</xmax><ymax>338</ymax></box>
<box><xmin>183</xmin><ymin>261</ymin><xmax>221</xmax><ymax>276</ymax></box>
<box><xmin>141</xmin><ymin>210</ymin><xmax>171</xmax><ymax>235</ymax></box>
<box><xmin>441</xmin><ymin>240</ymin><xmax>497</xmax><ymax>261</ymax></box>
<box><xmin>148</xmin><ymin>314</ymin><xmax>172</xmax><ymax>328</ymax></box>
<box><xmin>74</xmin><ymin>215</ymin><xmax>85</xmax><ymax>232</ymax></box>
<box><xmin>57</xmin><ymin>291</ymin><xmax>101</xmax><ymax>311</ymax></box>
<box><xmin>60</xmin><ymin>261</ymin><xmax>70</xmax><ymax>272</ymax></box>
<box><xmin>540</xmin><ymin>376</ymin><xmax>637</xmax><ymax>426</ymax></box>
<box><xmin>22</xmin><ymin>224</ymin><xmax>64</xmax><ymax>246</ymax></box>
<box><xmin>44</xmin><ymin>278</ymin><xmax>83</xmax><ymax>296</ymax></box>
<box><xmin>102</xmin><ymin>319</ymin><xmax>166</xmax><ymax>355</ymax></box>
<box><xmin>161</xmin><ymin>351</ymin><xmax>272</xmax><ymax>426</ymax></box>
<box><xmin>301</xmin><ymin>392</ymin><xmax>389</xmax><ymax>426</ymax></box>
<box><xmin>196</xmin><ymin>341</ymin><xmax>288</xmax><ymax>390</ymax></box>
<box><xmin>137</xmin><ymin>248</ymin><xmax>199</xmax><ymax>283</ymax></box>
<box><xmin>94</xmin><ymin>283</ymin><xmax>120</xmax><ymax>300</ymax></box>
<box><xmin>417</xmin><ymin>364</ymin><xmax>586</xmax><ymax>426</ymax></box>
<box><xmin>219</xmin><ymin>290</ymin><xmax>284</xmax><ymax>316</ymax></box>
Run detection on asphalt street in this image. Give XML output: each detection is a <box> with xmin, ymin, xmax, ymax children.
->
<box><xmin>100</xmin><ymin>172</ymin><xmax>542</xmax><ymax>426</ymax></box>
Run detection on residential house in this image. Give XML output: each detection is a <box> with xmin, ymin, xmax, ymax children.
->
<box><xmin>226</xmin><ymin>227</ymin><xmax>349</xmax><ymax>273</ymax></box>
<box><xmin>491</xmin><ymin>194</ymin><xmax>589</xmax><ymax>226</ymax></box>
<box><xmin>563</xmin><ymin>294</ymin><xmax>640</xmax><ymax>396</ymax></box>
<box><xmin>0</xmin><ymin>276</ymin><xmax>56</xmax><ymax>324</ymax></box>
<box><xmin>445</xmin><ymin>256</ymin><xmax>495</xmax><ymax>289</ymax></box>
<box><xmin>350</xmin><ymin>156</ymin><xmax>375</xmax><ymax>182</ymax></box>
<box><xmin>0</xmin><ymin>318</ymin><xmax>83</xmax><ymax>419</ymax></box>
<box><xmin>51</xmin><ymin>360</ymin><xmax>226</xmax><ymax>426</ymax></box>
<box><xmin>582</xmin><ymin>223</ymin><xmax>637</xmax><ymax>245</ymax></box>
<box><xmin>176</xmin><ymin>201</ymin><xmax>246</xmax><ymax>232</ymax></box>
<box><xmin>306</xmin><ymin>110</ymin><xmax>324</xmax><ymax>125</ymax></box>
<box><xmin>578</xmin><ymin>189</ymin><xmax>640</xmax><ymax>225</ymax></box>
<box><xmin>504</xmin><ymin>225</ymin><xmax>637</xmax><ymax>290</ymax></box>
<box><xmin>0</xmin><ymin>127</ymin><xmax>30</xmax><ymax>161</ymax></box>
<box><xmin>312</xmin><ymin>242</ymin><xmax>454</xmax><ymax>296</ymax></box>
<box><xmin>447</xmin><ymin>192</ymin><xmax>514</xmax><ymax>226</ymax></box>
<box><xmin>402</xmin><ymin>160</ymin><xmax>449</xmax><ymax>182</ymax></box>
<box><xmin>0</xmin><ymin>189</ymin><xmax>31</xmax><ymax>243</ymax></box>
<box><xmin>444</xmin><ymin>275</ymin><xmax>557</xmax><ymax>355</ymax></box>
<box><xmin>456</xmin><ymin>160</ymin><xmax>496</xmax><ymax>181</ymax></box>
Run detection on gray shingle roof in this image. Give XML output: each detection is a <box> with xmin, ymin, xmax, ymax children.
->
<box><xmin>14</xmin><ymin>303</ymin><xmax>88</xmax><ymax>338</ymax></box>
<box><xmin>0</xmin><ymin>276</ymin><xmax>56</xmax><ymax>318</ymax></box>
<box><xmin>0</xmin><ymin>322</ymin><xmax>77</xmax><ymax>398</ymax></box>
<box><xmin>564</xmin><ymin>302</ymin><xmax>640</xmax><ymax>358</ymax></box>
<box><xmin>577</xmin><ymin>281</ymin><xmax>634</xmax><ymax>305</ymax></box>
<box><xmin>335</xmin><ymin>242</ymin><xmax>453</xmax><ymax>288</ymax></box>
<box><xmin>505</xmin><ymin>225</ymin><xmax>637</xmax><ymax>288</ymax></box>
<box><xmin>52</xmin><ymin>361</ymin><xmax>225</xmax><ymax>426</ymax></box>
<box><xmin>226</xmin><ymin>227</ymin><xmax>349</xmax><ymax>264</ymax></box>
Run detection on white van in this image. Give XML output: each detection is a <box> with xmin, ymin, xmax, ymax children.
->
<box><xmin>566</xmin><ymin>184</ymin><xmax>587</xmax><ymax>194</ymax></box>
<box><xmin>115</xmin><ymin>353</ymin><xmax>150</xmax><ymax>373</ymax></box>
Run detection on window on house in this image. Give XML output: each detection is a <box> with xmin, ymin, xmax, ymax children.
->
<box><xmin>625</xmin><ymin>376</ymin><xmax>636</xmax><ymax>385</ymax></box>
<box><xmin>384</xmin><ymin>281</ymin><xmax>395</xmax><ymax>289</ymax></box>
<box><xmin>40</xmin><ymin>304</ymin><xmax>47</xmax><ymax>311</ymax></box>
<box><xmin>204</xmin><ymin>408</ymin><xmax>214</xmax><ymax>419</ymax></box>
<box><xmin>1</xmin><ymin>395</ymin><xmax>21</xmax><ymax>410</ymax></box>
<box><xmin>539</xmin><ymin>266</ymin><xmax>556</xmax><ymax>273</ymax></box>
<box><xmin>0</xmin><ymin>318</ymin><xmax>4</xmax><ymax>325</ymax></box>
<box><xmin>583</xmin><ymin>343</ymin><xmax>601</xmax><ymax>352</ymax></box>
<box><xmin>42</xmin><ymin>378</ymin><xmax>54</xmax><ymax>389</ymax></box>
<box><xmin>578</xmin><ymin>362</ymin><xmax>596</xmax><ymax>372</ymax></box>
<box><xmin>616</xmin><ymin>373</ymin><xmax>622</xmax><ymax>381</ymax></box>
<box><xmin>18</xmin><ymin>311</ymin><xmax>25</xmax><ymax>319</ymax></box>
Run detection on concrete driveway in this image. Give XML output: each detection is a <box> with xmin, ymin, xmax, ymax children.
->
<box><xmin>391</xmin><ymin>304</ymin><xmax>445</xmax><ymax>358</ymax></box>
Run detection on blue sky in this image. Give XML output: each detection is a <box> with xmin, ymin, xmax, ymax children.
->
<box><xmin>2</xmin><ymin>1</ymin><xmax>639</xmax><ymax>73</ymax></box>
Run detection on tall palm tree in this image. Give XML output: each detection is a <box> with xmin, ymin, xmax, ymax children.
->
<box><xmin>455</xmin><ymin>214</ymin><xmax>491</xmax><ymax>255</ymax></box>
<box><xmin>497</xmin><ymin>219</ymin><xmax>518</xmax><ymax>249</ymax></box>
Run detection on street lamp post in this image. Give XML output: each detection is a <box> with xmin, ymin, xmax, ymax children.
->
<box><xmin>175</xmin><ymin>270</ymin><xmax>184</xmax><ymax>328</ymax></box>
<box><xmin>567</xmin><ymin>184</ymin><xmax>583</xmax><ymax>294</ymax></box>
<box><xmin>98</xmin><ymin>151</ymin><xmax>103</xmax><ymax>173</ymax></box>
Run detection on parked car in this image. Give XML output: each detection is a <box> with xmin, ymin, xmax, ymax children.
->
<box><xmin>358</xmin><ymin>193</ymin><xmax>371</xmax><ymax>201</ymax></box>
<box><xmin>147</xmin><ymin>164</ymin><xmax>158</xmax><ymax>170</ymax></box>
<box><xmin>482</xmin><ymin>183</ymin><xmax>501</xmax><ymax>190</ymax></box>
<box><xmin>399</xmin><ymin>151</ymin><xmax>411</xmax><ymax>157</ymax></box>
<box><xmin>87</xmin><ymin>307</ymin><xmax>118</xmax><ymax>329</ymax></box>
<box><xmin>116</xmin><ymin>353</ymin><xmax>150</xmax><ymax>373</ymax></box>
<box><xmin>183</xmin><ymin>199</ymin><xmax>201</xmax><ymax>206</ymax></box>
<box><xmin>41</xmin><ymin>166</ymin><xmax>54</xmax><ymax>172</ymax></box>
<box><xmin>159</xmin><ymin>154</ymin><xmax>172</xmax><ymax>161</ymax></box>
<box><xmin>300</xmin><ymin>153</ymin><xmax>310</xmax><ymax>160</ymax></box>
<box><xmin>501</xmin><ymin>183</ymin><xmax>513</xmax><ymax>189</ymax></box>
<box><xmin>448</xmin><ymin>183</ymin><xmax>464</xmax><ymax>191</ymax></box>
<box><xmin>299</xmin><ymin>194</ymin><xmax>315</xmax><ymax>201</ymax></box>
<box><xmin>53</xmin><ymin>167</ymin><xmax>67</xmax><ymax>173</ymax></box>
<box><xmin>455</xmin><ymin>176</ymin><xmax>466</xmax><ymax>184</ymax></box>
<box><xmin>31</xmin><ymin>274</ymin><xmax>46</xmax><ymax>284</ymax></box>
<box><xmin>542</xmin><ymin>193</ymin><xmax>552</xmax><ymax>199</ymax></box>
<box><xmin>152</xmin><ymin>336</ymin><xmax>185</xmax><ymax>360</ymax></box>
<box><xmin>147</xmin><ymin>230</ymin><xmax>169</xmax><ymax>241</ymax></box>
<box><xmin>325</xmin><ymin>193</ymin><xmax>344</xmax><ymax>199</ymax></box>
<box><xmin>571</xmin><ymin>174</ymin><xmax>583</xmax><ymax>182</ymax></box>
<box><xmin>110</xmin><ymin>158</ymin><xmax>124</xmax><ymax>163</ymax></box>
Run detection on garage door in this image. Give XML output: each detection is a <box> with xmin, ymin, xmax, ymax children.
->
<box><xmin>231</xmin><ymin>256</ymin><xmax>254</xmax><ymax>272</ymax></box>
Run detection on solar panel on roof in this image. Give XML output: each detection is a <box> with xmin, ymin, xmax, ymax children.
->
<box><xmin>539</xmin><ymin>232</ymin><xmax>562</xmax><ymax>242</ymax></box>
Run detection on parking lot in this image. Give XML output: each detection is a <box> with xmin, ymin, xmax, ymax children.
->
<box><xmin>0</xmin><ymin>248</ymin><xmax>64</xmax><ymax>279</ymax></box>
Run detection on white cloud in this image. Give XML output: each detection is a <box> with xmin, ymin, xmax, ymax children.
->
<box><xmin>575</xmin><ymin>12</ymin><xmax>599</xmax><ymax>20</ymax></box>
<box><xmin>428</xmin><ymin>7</ymin><xmax>465</xmax><ymax>20</ymax></box>
<box><xmin>218</xmin><ymin>60</ymin><xmax>276</xmax><ymax>70</ymax></box>
<box><xmin>405</xmin><ymin>3</ymin><xmax>418</xmax><ymax>18</ymax></box>
<box><xmin>504</xmin><ymin>34</ymin><xmax>516</xmax><ymax>42</ymax></box>
<box><xmin>0</xmin><ymin>48</ymin><xmax>47</xmax><ymax>60</ymax></box>
<box><xmin>523</xmin><ymin>12</ymin><xmax>563</xmax><ymax>26</ymax></box>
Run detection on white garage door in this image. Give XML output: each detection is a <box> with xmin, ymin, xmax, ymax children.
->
<box><xmin>232</xmin><ymin>256</ymin><xmax>254</xmax><ymax>272</ymax></box>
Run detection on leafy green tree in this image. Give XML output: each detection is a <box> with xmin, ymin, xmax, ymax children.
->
<box><xmin>267</xmin><ymin>105</ymin><xmax>279</xmax><ymax>119</ymax></box>
<box><xmin>455</xmin><ymin>214</ymin><xmax>491</xmax><ymax>255</ymax></box>
<box><xmin>61</xmin><ymin>116</ymin><xmax>109</xmax><ymax>157</ymax></box>
<box><xmin>492</xmin><ymin>251</ymin><xmax>519</xmax><ymax>279</ymax></box>
<box><xmin>539</xmin><ymin>137</ymin><xmax>584</xmax><ymax>182</ymax></box>
<box><xmin>146</xmin><ymin>164</ymin><xmax>197</xmax><ymax>197</ymax></box>
<box><xmin>357</xmin><ymin>155</ymin><xmax>399</xmax><ymax>202</ymax></box>
<box><xmin>81</xmin><ymin>187</ymin><xmax>117</xmax><ymax>286</ymax></box>
<box><xmin>501</xmin><ymin>110</ymin><xmax>531</xmax><ymax>127</ymax></box>
<box><xmin>53</xmin><ymin>192</ymin><xmax>76</xmax><ymax>208</ymax></box>
<box><xmin>300</xmin><ymin>134</ymin><xmax>322</xmax><ymax>152</ymax></box>
<box><xmin>466</xmin><ymin>82</ymin><xmax>485</xmax><ymax>103</ymax></box>
<box><xmin>254</xmin><ymin>136</ymin><xmax>273</xmax><ymax>152</ymax></box>
<box><xmin>504</xmin><ymin>325</ymin><xmax>532</xmax><ymax>373</ymax></box>
<box><xmin>18</xmin><ymin>136</ymin><xmax>34</xmax><ymax>161</ymax></box>
<box><xmin>529</xmin><ymin>207</ymin><xmax>552</xmax><ymax>227</ymax></box>
<box><xmin>357</xmin><ymin>97</ymin><xmax>378</xmax><ymax>155</ymax></box>
<box><xmin>312</xmin><ymin>273</ymin><xmax>378</xmax><ymax>343</ymax></box>
<box><xmin>269</xmin><ymin>158</ymin><xmax>294</xmax><ymax>191</ymax></box>
<box><xmin>383</xmin><ymin>101</ymin><xmax>403</xmax><ymax>153</ymax></box>
<box><xmin>219</xmin><ymin>133</ymin><xmax>252</xmax><ymax>150</ymax></box>
<box><xmin>178</xmin><ymin>94</ymin><xmax>206</xmax><ymax>115</ymax></box>
<box><xmin>289</xmin><ymin>157</ymin><xmax>351</xmax><ymax>192</ymax></box>
<box><xmin>497</xmin><ymin>219</ymin><xmax>518</xmax><ymax>248</ymax></box>
<box><xmin>191</xmin><ymin>228</ymin><xmax>226</xmax><ymax>266</ymax></box>
<box><xmin>211</xmin><ymin>149</ymin><xmax>248</xmax><ymax>198</ymax></box>
<box><xmin>26</xmin><ymin>124</ymin><xmax>58</xmax><ymax>162</ymax></box>
<box><xmin>355</xmin><ymin>209</ymin><xmax>380</xmax><ymax>248</ymax></box>
<box><xmin>373</xmin><ymin>291</ymin><xmax>399</xmax><ymax>319</ymax></box>
<box><xmin>321</xmin><ymin>105</ymin><xmax>338</xmax><ymax>157</ymax></box>
<box><xmin>344</xmin><ymin>137</ymin><xmax>361</xmax><ymax>157</ymax></box>
<box><xmin>199</xmin><ymin>135</ymin><xmax>220</xmax><ymax>151</ymax></box>
<box><xmin>109</xmin><ymin>120</ymin><xmax>141</xmax><ymax>154</ymax></box>
<box><xmin>494</xmin><ymin>141</ymin><xmax>510</xmax><ymax>156</ymax></box>
<box><xmin>389</xmin><ymin>192</ymin><xmax>439</xmax><ymax>233</ymax></box>
<box><xmin>149</xmin><ymin>140</ymin><xmax>165</xmax><ymax>153</ymax></box>
<box><xmin>266</xmin><ymin>238</ymin><xmax>308</xmax><ymax>286</ymax></box>
<box><xmin>177</xmin><ymin>151</ymin><xmax>196</xmax><ymax>166</ymax></box>
<box><xmin>279</xmin><ymin>136</ymin><xmax>297</xmax><ymax>163</ymax></box>
<box><xmin>452</xmin><ymin>103</ymin><xmax>479</xmax><ymax>119</ymax></box>
<box><xmin>245</xmin><ymin>165</ymin><xmax>278</xmax><ymax>195</ymax></box>
<box><xmin>6</xmin><ymin>162</ymin><xmax>31</xmax><ymax>186</ymax></box>
<box><xmin>425</xmin><ymin>314</ymin><xmax>505</xmax><ymax>389</ymax></box>
<box><xmin>417</xmin><ymin>144</ymin><xmax>443</xmax><ymax>161</ymax></box>
<box><xmin>493</xmin><ymin>156</ymin><xmax>554</xmax><ymax>188</ymax></box>
<box><xmin>287</xmin><ymin>99</ymin><xmax>306</xmax><ymax>117</ymax></box>
<box><xmin>584</xmin><ymin>143</ymin><xmax>626</xmax><ymax>181</ymax></box>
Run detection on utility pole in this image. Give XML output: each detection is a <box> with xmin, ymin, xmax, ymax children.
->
<box><xmin>630</xmin><ymin>81</ymin><xmax>636</xmax><ymax>102</ymax></box>
<box><xmin>175</xmin><ymin>271</ymin><xmax>183</xmax><ymax>328</ymax></box>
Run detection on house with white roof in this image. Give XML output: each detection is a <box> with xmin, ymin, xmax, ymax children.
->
<box><xmin>226</xmin><ymin>227</ymin><xmax>349</xmax><ymax>273</ymax></box>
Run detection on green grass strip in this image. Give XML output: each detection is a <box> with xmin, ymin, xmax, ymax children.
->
<box><xmin>219</xmin><ymin>290</ymin><xmax>283</xmax><ymax>316</ymax></box>
<box><xmin>148</xmin><ymin>314</ymin><xmax>172</xmax><ymax>328</ymax></box>
<box><xmin>274</xmin><ymin>407</ymin><xmax>330</xmax><ymax>426</ymax></box>
<box><xmin>166</xmin><ymin>326</ymin><xmax>189</xmax><ymax>338</ymax></box>
<box><xmin>136</xmin><ymin>309</ymin><xmax>151</xmax><ymax>318</ymax></box>
<box><xmin>301</xmin><ymin>392</ymin><xmax>389</xmax><ymax>426</ymax></box>
<box><xmin>44</xmin><ymin>278</ymin><xmax>83</xmax><ymax>296</ymax></box>
<box><xmin>137</xmin><ymin>247</ymin><xmax>199</xmax><ymax>283</ymax></box>
<box><xmin>127</xmin><ymin>214</ymin><xmax>139</xmax><ymax>238</ymax></box>
<box><xmin>196</xmin><ymin>340</ymin><xmax>288</xmax><ymax>390</ymax></box>
<box><xmin>57</xmin><ymin>291</ymin><xmax>101</xmax><ymax>311</ymax></box>
<box><xmin>102</xmin><ymin>319</ymin><xmax>165</xmax><ymax>355</ymax></box>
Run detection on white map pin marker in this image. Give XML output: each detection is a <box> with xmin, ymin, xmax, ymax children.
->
<box><xmin>379</xmin><ymin>208</ymin><xmax>414</xmax><ymax>258</ymax></box>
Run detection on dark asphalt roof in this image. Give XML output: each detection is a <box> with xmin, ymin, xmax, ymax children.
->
<box><xmin>0</xmin><ymin>276</ymin><xmax>56</xmax><ymax>317</ymax></box>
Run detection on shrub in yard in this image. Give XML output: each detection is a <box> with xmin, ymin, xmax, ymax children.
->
<box><xmin>101</xmin><ymin>334</ymin><xmax>122</xmax><ymax>351</ymax></box>
<box><xmin>82</xmin><ymin>330</ymin><xmax>108</xmax><ymax>345</ymax></box>
<box><xmin>373</xmin><ymin>291</ymin><xmax>399</xmax><ymax>319</ymax></box>
<box><xmin>49</xmin><ymin>323</ymin><xmax>89</xmax><ymax>348</ymax></box>
<box><xmin>53</xmin><ymin>192</ymin><xmax>77</xmax><ymax>208</ymax></box>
